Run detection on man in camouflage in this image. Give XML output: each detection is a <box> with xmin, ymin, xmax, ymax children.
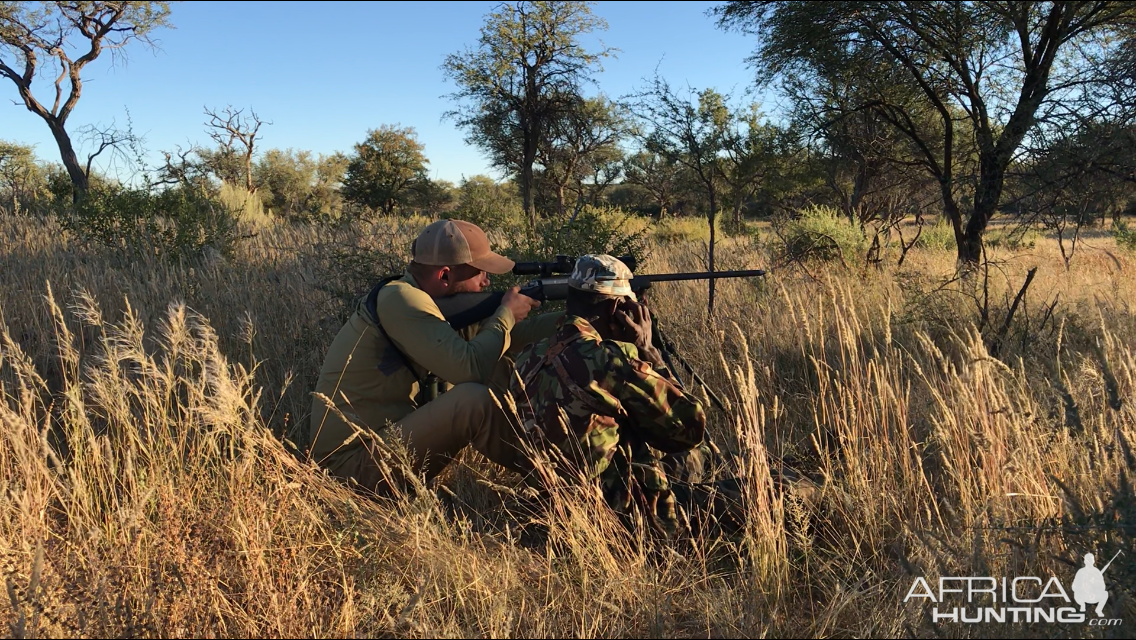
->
<box><xmin>509</xmin><ymin>254</ymin><xmax>736</xmax><ymax>537</ymax></box>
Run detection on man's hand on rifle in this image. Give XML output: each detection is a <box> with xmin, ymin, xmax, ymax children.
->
<box><xmin>502</xmin><ymin>286</ymin><xmax>541</xmax><ymax>322</ymax></box>
<box><xmin>614</xmin><ymin>299</ymin><xmax>665</xmax><ymax>367</ymax></box>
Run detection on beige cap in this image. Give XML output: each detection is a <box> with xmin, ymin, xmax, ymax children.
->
<box><xmin>411</xmin><ymin>219</ymin><xmax>514</xmax><ymax>274</ymax></box>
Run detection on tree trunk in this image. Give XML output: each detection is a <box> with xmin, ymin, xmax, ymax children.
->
<box><xmin>654</xmin><ymin>192</ymin><xmax>669</xmax><ymax>221</ymax></box>
<box><xmin>1056</xmin><ymin>223</ymin><xmax>1070</xmax><ymax>271</ymax></box>
<box><xmin>48</xmin><ymin>119</ymin><xmax>89</xmax><ymax>202</ymax></box>
<box><xmin>708</xmin><ymin>188</ymin><xmax>717</xmax><ymax>318</ymax></box>
<box><xmin>958</xmin><ymin>155</ymin><xmax>1005</xmax><ymax>263</ymax></box>
<box><xmin>521</xmin><ymin>126</ymin><xmax>538</xmax><ymax>228</ymax></box>
<box><xmin>245</xmin><ymin>152</ymin><xmax>255</xmax><ymax>194</ymax></box>
<box><xmin>522</xmin><ymin>163</ymin><xmax>536</xmax><ymax>228</ymax></box>
<box><xmin>956</xmin><ymin>228</ymin><xmax>983</xmax><ymax>263</ymax></box>
<box><xmin>556</xmin><ymin>182</ymin><xmax>566</xmax><ymax>217</ymax></box>
<box><xmin>825</xmin><ymin>164</ymin><xmax>854</xmax><ymax>225</ymax></box>
<box><xmin>850</xmin><ymin>162</ymin><xmax>870</xmax><ymax>225</ymax></box>
<box><xmin>938</xmin><ymin>176</ymin><xmax>970</xmax><ymax>263</ymax></box>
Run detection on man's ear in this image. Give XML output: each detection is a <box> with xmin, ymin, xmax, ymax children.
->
<box><xmin>438</xmin><ymin>266</ymin><xmax>451</xmax><ymax>287</ymax></box>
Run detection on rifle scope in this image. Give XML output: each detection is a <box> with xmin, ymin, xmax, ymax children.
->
<box><xmin>511</xmin><ymin>254</ymin><xmax>638</xmax><ymax>277</ymax></box>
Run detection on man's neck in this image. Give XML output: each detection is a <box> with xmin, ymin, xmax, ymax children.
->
<box><xmin>404</xmin><ymin>268</ymin><xmax>446</xmax><ymax>299</ymax></box>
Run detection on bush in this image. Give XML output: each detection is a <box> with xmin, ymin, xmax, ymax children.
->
<box><xmin>302</xmin><ymin>218</ymin><xmax>421</xmax><ymax>321</ymax></box>
<box><xmin>649</xmin><ymin>214</ymin><xmax>761</xmax><ymax>245</ymax></box>
<box><xmin>912</xmin><ymin>219</ymin><xmax>956</xmax><ymax>251</ymax></box>
<box><xmin>652</xmin><ymin>215</ymin><xmax>721</xmax><ymax>244</ymax></box>
<box><xmin>503</xmin><ymin>205</ymin><xmax>651</xmax><ymax>266</ymax></box>
<box><xmin>910</xmin><ymin>219</ymin><xmax>1038</xmax><ymax>254</ymax></box>
<box><xmin>774</xmin><ymin>204</ymin><xmax>866</xmax><ymax>265</ymax></box>
<box><xmin>60</xmin><ymin>184</ymin><xmax>242</xmax><ymax>260</ymax></box>
<box><xmin>219</xmin><ymin>181</ymin><xmax>273</xmax><ymax>228</ymax></box>
<box><xmin>985</xmin><ymin>225</ymin><xmax>1039</xmax><ymax>250</ymax></box>
<box><xmin>446</xmin><ymin>176</ymin><xmax>525</xmax><ymax>231</ymax></box>
<box><xmin>1113</xmin><ymin>219</ymin><xmax>1136</xmax><ymax>252</ymax></box>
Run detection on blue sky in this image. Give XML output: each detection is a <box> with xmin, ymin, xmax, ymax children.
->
<box><xmin>1</xmin><ymin>1</ymin><xmax>770</xmax><ymax>184</ymax></box>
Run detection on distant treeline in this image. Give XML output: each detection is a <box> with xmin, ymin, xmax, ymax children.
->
<box><xmin>4</xmin><ymin>2</ymin><xmax>1136</xmax><ymax>263</ymax></box>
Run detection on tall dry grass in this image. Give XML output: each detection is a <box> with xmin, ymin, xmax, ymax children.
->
<box><xmin>1</xmin><ymin>212</ymin><xmax>1133</xmax><ymax>637</ymax></box>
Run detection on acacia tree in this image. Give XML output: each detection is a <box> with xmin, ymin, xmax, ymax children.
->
<box><xmin>574</xmin><ymin>142</ymin><xmax>623</xmax><ymax>209</ymax></box>
<box><xmin>540</xmin><ymin>94</ymin><xmax>626</xmax><ymax>217</ymax></box>
<box><xmin>621</xmin><ymin>150</ymin><xmax>682</xmax><ymax>219</ymax></box>
<box><xmin>628</xmin><ymin>76</ymin><xmax>734</xmax><ymax>316</ymax></box>
<box><xmin>0</xmin><ymin>1</ymin><xmax>171</xmax><ymax>200</ymax></box>
<box><xmin>205</xmin><ymin>105</ymin><xmax>268</xmax><ymax>195</ymax></box>
<box><xmin>716</xmin><ymin>1</ymin><xmax>1136</xmax><ymax>264</ymax></box>
<box><xmin>341</xmin><ymin>125</ymin><xmax>429</xmax><ymax>216</ymax></box>
<box><xmin>721</xmin><ymin>106</ymin><xmax>790</xmax><ymax>227</ymax></box>
<box><xmin>442</xmin><ymin>0</ymin><xmax>613</xmax><ymax>227</ymax></box>
<box><xmin>312</xmin><ymin>152</ymin><xmax>348</xmax><ymax>218</ymax></box>
<box><xmin>782</xmin><ymin>65</ymin><xmax>925</xmax><ymax>226</ymax></box>
<box><xmin>1010</xmin><ymin>121</ymin><xmax>1136</xmax><ymax>268</ymax></box>
<box><xmin>254</xmin><ymin>148</ymin><xmax>317</xmax><ymax>219</ymax></box>
<box><xmin>785</xmin><ymin>65</ymin><xmax>949</xmax><ymax>264</ymax></box>
<box><xmin>0</xmin><ymin>140</ymin><xmax>44</xmax><ymax>215</ymax></box>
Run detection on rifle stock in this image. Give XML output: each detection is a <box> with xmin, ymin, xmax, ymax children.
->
<box><xmin>432</xmin><ymin>280</ymin><xmax>562</xmax><ymax>330</ymax></box>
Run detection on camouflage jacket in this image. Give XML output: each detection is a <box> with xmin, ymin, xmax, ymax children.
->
<box><xmin>510</xmin><ymin>315</ymin><xmax>707</xmax><ymax>534</ymax></box>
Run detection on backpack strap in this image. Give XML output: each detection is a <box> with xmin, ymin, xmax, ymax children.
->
<box><xmin>362</xmin><ymin>275</ymin><xmax>418</xmax><ymax>377</ymax></box>
<box><xmin>537</xmin><ymin>330</ymin><xmax>625</xmax><ymax>418</ymax></box>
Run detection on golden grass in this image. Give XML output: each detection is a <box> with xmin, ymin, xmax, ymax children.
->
<box><xmin>1</xmin><ymin>212</ymin><xmax>1133</xmax><ymax>637</ymax></box>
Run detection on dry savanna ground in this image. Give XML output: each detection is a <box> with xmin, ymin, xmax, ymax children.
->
<box><xmin>1</xmin><ymin>211</ymin><xmax>1134</xmax><ymax>638</ymax></box>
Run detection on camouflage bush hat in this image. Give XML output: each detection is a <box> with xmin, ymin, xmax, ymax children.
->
<box><xmin>568</xmin><ymin>254</ymin><xmax>637</xmax><ymax>301</ymax></box>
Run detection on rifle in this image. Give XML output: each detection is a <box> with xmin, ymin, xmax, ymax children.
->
<box><xmin>434</xmin><ymin>255</ymin><xmax>767</xmax><ymax>412</ymax></box>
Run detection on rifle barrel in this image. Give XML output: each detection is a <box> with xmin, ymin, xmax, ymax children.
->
<box><xmin>631</xmin><ymin>269</ymin><xmax>767</xmax><ymax>286</ymax></box>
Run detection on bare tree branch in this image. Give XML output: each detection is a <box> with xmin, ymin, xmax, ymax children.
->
<box><xmin>0</xmin><ymin>2</ymin><xmax>172</xmax><ymax>198</ymax></box>
<box><xmin>204</xmin><ymin>105</ymin><xmax>270</xmax><ymax>194</ymax></box>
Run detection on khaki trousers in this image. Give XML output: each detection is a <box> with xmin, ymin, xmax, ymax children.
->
<box><xmin>325</xmin><ymin>360</ymin><xmax>526</xmax><ymax>492</ymax></box>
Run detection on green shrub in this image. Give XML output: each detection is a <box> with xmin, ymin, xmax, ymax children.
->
<box><xmin>912</xmin><ymin>219</ymin><xmax>956</xmax><ymax>251</ymax></box>
<box><xmin>652</xmin><ymin>215</ymin><xmax>734</xmax><ymax>244</ymax></box>
<box><xmin>985</xmin><ymin>225</ymin><xmax>1039</xmax><ymax>250</ymax></box>
<box><xmin>720</xmin><ymin>215</ymin><xmax>753</xmax><ymax>237</ymax></box>
<box><xmin>503</xmin><ymin>205</ymin><xmax>652</xmax><ymax>274</ymax></box>
<box><xmin>774</xmin><ymin>204</ymin><xmax>866</xmax><ymax>265</ymax></box>
<box><xmin>1113</xmin><ymin>219</ymin><xmax>1136</xmax><ymax>252</ymax></box>
<box><xmin>446</xmin><ymin>175</ymin><xmax>525</xmax><ymax>231</ymax></box>
<box><xmin>909</xmin><ymin>219</ymin><xmax>1038</xmax><ymax>253</ymax></box>
<box><xmin>60</xmin><ymin>184</ymin><xmax>241</xmax><ymax>260</ymax></box>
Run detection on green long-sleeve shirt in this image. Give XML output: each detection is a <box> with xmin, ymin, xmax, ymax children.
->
<box><xmin>309</xmin><ymin>271</ymin><xmax>561</xmax><ymax>463</ymax></box>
